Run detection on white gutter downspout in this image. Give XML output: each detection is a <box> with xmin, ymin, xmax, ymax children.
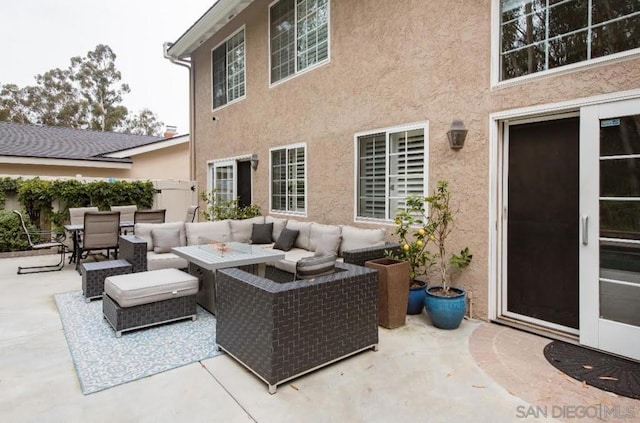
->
<box><xmin>163</xmin><ymin>42</ymin><xmax>196</xmax><ymax>182</ymax></box>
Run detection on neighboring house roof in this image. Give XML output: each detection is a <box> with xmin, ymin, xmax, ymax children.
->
<box><xmin>0</xmin><ymin>122</ymin><xmax>182</xmax><ymax>168</ymax></box>
<box><xmin>166</xmin><ymin>0</ymin><xmax>253</xmax><ymax>59</ymax></box>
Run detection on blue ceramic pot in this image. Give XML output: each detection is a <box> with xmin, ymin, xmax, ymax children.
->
<box><xmin>407</xmin><ymin>281</ymin><xmax>427</xmax><ymax>315</ymax></box>
<box><xmin>424</xmin><ymin>287</ymin><xmax>466</xmax><ymax>329</ymax></box>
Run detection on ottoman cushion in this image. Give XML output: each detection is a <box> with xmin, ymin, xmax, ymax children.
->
<box><xmin>105</xmin><ymin>268</ymin><xmax>198</xmax><ymax>308</ymax></box>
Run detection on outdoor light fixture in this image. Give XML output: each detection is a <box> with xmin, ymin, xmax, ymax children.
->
<box><xmin>250</xmin><ymin>154</ymin><xmax>259</xmax><ymax>170</ymax></box>
<box><xmin>447</xmin><ymin>120</ymin><xmax>468</xmax><ymax>150</ymax></box>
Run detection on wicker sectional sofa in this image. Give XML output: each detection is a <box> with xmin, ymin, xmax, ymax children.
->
<box><xmin>215</xmin><ymin>263</ymin><xmax>379</xmax><ymax>393</ymax></box>
<box><xmin>120</xmin><ymin>216</ymin><xmax>399</xmax><ymax>272</ymax></box>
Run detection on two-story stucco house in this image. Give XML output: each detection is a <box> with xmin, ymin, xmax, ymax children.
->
<box><xmin>164</xmin><ymin>0</ymin><xmax>640</xmax><ymax>361</ymax></box>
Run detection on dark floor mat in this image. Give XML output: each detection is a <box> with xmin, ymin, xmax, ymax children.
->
<box><xmin>543</xmin><ymin>341</ymin><xmax>640</xmax><ymax>400</ymax></box>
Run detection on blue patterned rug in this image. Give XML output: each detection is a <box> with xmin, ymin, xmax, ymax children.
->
<box><xmin>54</xmin><ymin>291</ymin><xmax>222</xmax><ymax>395</ymax></box>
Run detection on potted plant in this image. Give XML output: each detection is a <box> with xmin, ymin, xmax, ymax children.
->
<box><xmin>387</xmin><ymin>196</ymin><xmax>437</xmax><ymax>315</ymax></box>
<box><xmin>423</xmin><ymin>181</ymin><xmax>472</xmax><ymax>329</ymax></box>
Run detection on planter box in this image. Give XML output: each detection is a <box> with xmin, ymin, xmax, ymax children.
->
<box><xmin>366</xmin><ymin>258</ymin><xmax>410</xmax><ymax>329</ymax></box>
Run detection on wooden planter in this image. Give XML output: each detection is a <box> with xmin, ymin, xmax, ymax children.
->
<box><xmin>366</xmin><ymin>258</ymin><xmax>410</xmax><ymax>329</ymax></box>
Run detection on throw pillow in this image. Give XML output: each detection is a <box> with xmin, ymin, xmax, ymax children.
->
<box><xmin>151</xmin><ymin>228</ymin><xmax>182</xmax><ymax>253</ymax></box>
<box><xmin>273</xmin><ymin>228</ymin><xmax>299</xmax><ymax>252</ymax></box>
<box><xmin>296</xmin><ymin>254</ymin><xmax>337</xmax><ymax>280</ymax></box>
<box><xmin>251</xmin><ymin>223</ymin><xmax>274</xmax><ymax>244</ymax></box>
<box><xmin>314</xmin><ymin>234</ymin><xmax>342</xmax><ymax>257</ymax></box>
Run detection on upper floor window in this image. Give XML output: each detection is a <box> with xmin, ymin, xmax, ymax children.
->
<box><xmin>355</xmin><ymin>124</ymin><xmax>428</xmax><ymax>221</ymax></box>
<box><xmin>212</xmin><ymin>28</ymin><xmax>246</xmax><ymax>109</ymax></box>
<box><xmin>270</xmin><ymin>144</ymin><xmax>306</xmax><ymax>214</ymax></box>
<box><xmin>500</xmin><ymin>0</ymin><xmax>640</xmax><ymax>81</ymax></box>
<box><xmin>269</xmin><ymin>0</ymin><xmax>329</xmax><ymax>84</ymax></box>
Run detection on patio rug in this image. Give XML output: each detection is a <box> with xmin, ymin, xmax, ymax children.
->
<box><xmin>54</xmin><ymin>290</ymin><xmax>222</xmax><ymax>395</ymax></box>
<box><xmin>543</xmin><ymin>341</ymin><xmax>640</xmax><ymax>399</ymax></box>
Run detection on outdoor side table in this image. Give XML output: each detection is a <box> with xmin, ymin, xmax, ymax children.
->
<box><xmin>81</xmin><ymin>259</ymin><xmax>132</xmax><ymax>302</ymax></box>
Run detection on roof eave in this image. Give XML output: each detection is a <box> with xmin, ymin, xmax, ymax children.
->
<box><xmin>166</xmin><ymin>0</ymin><xmax>254</xmax><ymax>59</ymax></box>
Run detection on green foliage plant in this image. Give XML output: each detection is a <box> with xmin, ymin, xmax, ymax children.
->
<box><xmin>200</xmin><ymin>189</ymin><xmax>261</xmax><ymax>221</ymax></box>
<box><xmin>0</xmin><ymin>177</ymin><xmax>20</xmax><ymax>208</ymax></box>
<box><xmin>388</xmin><ymin>180</ymin><xmax>472</xmax><ymax>294</ymax></box>
<box><xmin>0</xmin><ymin>209</ymin><xmax>38</xmax><ymax>252</ymax></box>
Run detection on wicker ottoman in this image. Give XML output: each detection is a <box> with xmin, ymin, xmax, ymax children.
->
<box><xmin>103</xmin><ymin>268</ymin><xmax>199</xmax><ymax>337</ymax></box>
<box><xmin>81</xmin><ymin>259</ymin><xmax>133</xmax><ymax>302</ymax></box>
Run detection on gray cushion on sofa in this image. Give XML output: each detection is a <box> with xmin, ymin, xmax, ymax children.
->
<box><xmin>135</xmin><ymin>222</ymin><xmax>187</xmax><ymax>252</ymax></box>
<box><xmin>230</xmin><ymin>216</ymin><xmax>265</xmax><ymax>243</ymax></box>
<box><xmin>339</xmin><ymin>225</ymin><xmax>386</xmax><ymax>256</ymax></box>
<box><xmin>285</xmin><ymin>219</ymin><xmax>312</xmax><ymax>250</ymax></box>
<box><xmin>265</xmin><ymin>216</ymin><xmax>287</xmax><ymax>242</ymax></box>
<box><xmin>251</xmin><ymin>223</ymin><xmax>273</xmax><ymax>244</ymax></box>
<box><xmin>314</xmin><ymin>234</ymin><xmax>342</xmax><ymax>257</ymax></box>
<box><xmin>151</xmin><ymin>228</ymin><xmax>183</xmax><ymax>253</ymax></box>
<box><xmin>185</xmin><ymin>220</ymin><xmax>230</xmax><ymax>245</ymax></box>
<box><xmin>296</xmin><ymin>254</ymin><xmax>337</xmax><ymax>279</ymax></box>
<box><xmin>273</xmin><ymin>228</ymin><xmax>299</xmax><ymax>251</ymax></box>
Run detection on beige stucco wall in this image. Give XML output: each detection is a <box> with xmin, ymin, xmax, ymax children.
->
<box><xmin>189</xmin><ymin>0</ymin><xmax>640</xmax><ymax>320</ymax></box>
<box><xmin>126</xmin><ymin>143</ymin><xmax>190</xmax><ymax>180</ymax></box>
<box><xmin>0</xmin><ymin>163</ymin><xmax>131</xmax><ymax>179</ymax></box>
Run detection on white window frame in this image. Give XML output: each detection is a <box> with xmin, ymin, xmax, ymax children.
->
<box><xmin>269</xmin><ymin>142</ymin><xmax>308</xmax><ymax>216</ymax></box>
<box><xmin>206</xmin><ymin>154</ymin><xmax>255</xmax><ymax>199</ymax></box>
<box><xmin>211</xmin><ymin>26</ymin><xmax>247</xmax><ymax>111</ymax></box>
<box><xmin>491</xmin><ymin>0</ymin><xmax>640</xmax><ymax>87</ymax></box>
<box><xmin>268</xmin><ymin>0</ymin><xmax>331</xmax><ymax>87</ymax></box>
<box><xmin>353</xmin><ymin>121</ymin><xmax>429</xmax><ymax>223</ymax></box>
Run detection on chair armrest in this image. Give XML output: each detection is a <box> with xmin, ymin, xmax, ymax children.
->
<box><xmin>342</xmin><ymin>242</ymin><xmax>401</xmax><ymax>266</ymax></box>
<box><xmin>119</xmin><ymin>235</ymin><xmax>148</xmax><ymax>273</ymax></box>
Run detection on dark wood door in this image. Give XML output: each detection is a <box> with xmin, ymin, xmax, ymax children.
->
<box><xmin>507</xmin><ymin>117</ymin><xmax>580</xmax><ymax>329</ymax></box>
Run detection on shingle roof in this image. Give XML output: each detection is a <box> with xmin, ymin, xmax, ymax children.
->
<box><xmin>0</xmin><ymin>122</ymin><xmax>166</xmax><ymax>163</ymax></box>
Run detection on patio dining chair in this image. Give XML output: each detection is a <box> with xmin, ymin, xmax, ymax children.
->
<box><xmin>68</xmin><ymin>206</ymin><xmax>99</xmax><ymax>263</ymax></box>
<box><xmin>110</xmin><ymin>205</ymin><xmax>137</xmax><ymax>234</ymax></box>
<box><xmin>13</xmin><ymin>210</ymin><xmax>67</xmax><ymax>275</ymax></box>
<box><xmin>134</xmin><ymin>209</ymin><xmax>166</xmax><ymax>225</ymax></box>
<box><xmin>185</xmin><ymin>205</ymin><xmax>199</xmax><ymax>223</ymax></box>
<box><xmin>76</xmin><ymin>211</ymin><xmax>120</xmax><ymax>271</ymax></box>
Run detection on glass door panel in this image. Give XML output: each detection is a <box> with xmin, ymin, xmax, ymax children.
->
<box><xmin>598</xmin><ymin>114</ymin><xmax>640</xmax><ymax>329</ymax></box>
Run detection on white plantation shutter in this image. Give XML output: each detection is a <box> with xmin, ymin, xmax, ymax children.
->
<box><xmin>357</xmin><ymin>133</ymin><xmax>386</xmax><ymax>219</ymax></box>
<box><xmin>388</xmin><ymin>129</ymin><xmax>425</xmax><ymax>217</ymax></box>
<box><xmin>357</xmin><ymin>126</ymin><xmax>426</xmax><ymax>220</ymax></box>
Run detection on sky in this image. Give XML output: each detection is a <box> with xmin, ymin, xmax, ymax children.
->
<box><xmin>0</xmin><ymin>0</ymin><xmax>217</xmax><ymax>136</ymax></box>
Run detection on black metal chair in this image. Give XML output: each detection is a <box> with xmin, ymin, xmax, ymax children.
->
<box><xmin>134</xmin><ymin>209</ymin><xmax>166</xmax><ymax>225</ymax></box>
<box><xmin>76</xmin><ymin>211</ymin><xmax>120</xmax><ymax>271</ymax></box>
<box><xmin>13</xmin><ymin>210</ymin><xmax>67</xmax><ymax>275</ymax></box>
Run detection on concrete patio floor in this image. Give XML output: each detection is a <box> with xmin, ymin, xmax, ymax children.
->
<box><xmin>0</xmin><ymin>254</ymin><xmax>637</xmax><ymax>422</ymax></box>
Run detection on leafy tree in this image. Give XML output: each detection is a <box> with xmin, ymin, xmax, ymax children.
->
<box><xmin>0</xmin><ymin>83</ymin><xmax>31</xmax><ymax>124</ymax></box>
<box><xmin>0</xmin><ymin>44</ymin><xmax>164</xmax><ymax>135</ymax></box>
<box><xmin>70</xmin><ymin>44</ymin><xmax>131</xmax><ymax>131</ymax></box>
<box><xmin>124</xmin><ymin>108</ymin><xmax>164</xmax><ymax>136</ymax></box>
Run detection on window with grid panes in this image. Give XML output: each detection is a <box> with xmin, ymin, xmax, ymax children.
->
<box><xmin>357</xmin><ymin>126</ymin><xmax>426</xmax><ymax>220</ymax></box>
<box><xmin>212</xmin><ymin>28</ymin><xmax>245</xmax><ymax>109</ymax></box>
<box><xmin>500</xmin><ymin>0</ymin><xmax>640</xmax><ymax>81</ymax></box>
<box><xmin>269</xmin><ymin>0</ymin><xmax>329</xmax><ymax>84</ymax></box>
<box><xmin>271</xmin><ymin>145</ymin><xmax>306</xmax><ymax>213</ymax></box>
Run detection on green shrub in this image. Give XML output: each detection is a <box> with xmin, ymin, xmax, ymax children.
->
<box><xmin>200</xmin><ymin>189</ymin><xmax>261</xmax><ymax>221</ymax></box>
<box><xmin>0</xmin><ymin>210</ymin><xmax>39</xmax><ymax>252</ymax></box>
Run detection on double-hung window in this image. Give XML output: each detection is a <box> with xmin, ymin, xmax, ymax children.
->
<box><xmin>269</xmin><ymin>0</ymin><xmax>329</xmax><ymax>84</ymax></box>
<box><xmin>355</xmin><ymin>124</ymin><xmax>428</xmax><ymax>221</ymax></box>
<box><xmin>212</xmin><ymin>28</ymin><xmax>246</xmax><ymax>109</ymax></box>
<box><xmin>499</xmin><ymin>0</ymin><xmax>640</xmax><ymax>81</ymax></box>
<box><xmin>270</xmin><ymin>144</ymin><xmax>306</xmax><ymax>214</ymax></box>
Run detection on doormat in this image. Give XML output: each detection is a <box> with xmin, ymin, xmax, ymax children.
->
<box><xmin>543</xmin><ymin>341</ymin><xmax>640</xmax><ymax>400</ymax></box>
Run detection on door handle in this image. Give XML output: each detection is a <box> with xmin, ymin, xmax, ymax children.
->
<box><xmin>581</xmin><ymin>215</ymin><xmax>589</xmax><ymax>245</ymax></box>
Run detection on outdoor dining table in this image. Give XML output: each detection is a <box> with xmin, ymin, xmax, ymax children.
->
<box><xmin>64</xmin><ymin>221</ymin><xmax>134</xmax><ymax>263</ymax></box>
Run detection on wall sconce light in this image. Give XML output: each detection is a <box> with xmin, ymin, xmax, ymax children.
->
<box><xmin>250</xmin><ymin>154</ymin><xmax>259</xmax><ymax>170</ymax></box>
<box><xmin>447</xmin><ymin>120</ymin><xmax>468</xmax><ymax>150</ymax></box>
